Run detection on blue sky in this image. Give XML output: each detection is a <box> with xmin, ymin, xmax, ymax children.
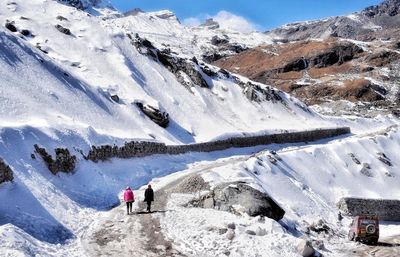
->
<box><xmin>110</xmin><ymin>0</ymin><xmax>383</xmax><ymax>31</ymax></box>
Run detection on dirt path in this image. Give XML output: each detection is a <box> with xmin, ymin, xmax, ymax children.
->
<box><xmin>346</xmin><ymin>235</ymin><xmax>400</xmax><ymax>257</ymax></box>
<box><xmin>134</xmin><ymin>177</ymin><xmax>191</xmax><ymax>257</ymax></box>
<box><xmin>81</xmin><ymin>153</ymin><xmax>253</xmax><ymax>257</ymax></box>
<box><xmin>81</xmin><ymin>177</ymin><xmax>189</xmax><ymax>257</ymax></box>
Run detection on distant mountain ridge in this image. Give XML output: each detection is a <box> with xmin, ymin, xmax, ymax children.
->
<box><xmin>266</xmin><ymin>0</ymin><xmax>400</xmax><ymax>41</ymax></box>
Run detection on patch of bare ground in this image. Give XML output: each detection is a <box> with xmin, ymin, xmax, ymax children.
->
<box><xmin>345</xmin><ymin>235</ymin><xmax>400</xmax><ymax>257</ymax></box>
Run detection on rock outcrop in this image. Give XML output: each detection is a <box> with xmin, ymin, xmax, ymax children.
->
<box><xmin>199</xmin><ymin>18</ymin><xmax>220</xmax><ymax>30</ymax></box>
<box><xmin>215</xmin><ymin>39</ymin><xmax>363</xmax><ymax>81</ymax></box>
<box><xmin>205</xmin><ymin>35</ymin><xmax>248</xmax><ymax>62</ymax></box>
<box><xmin>56</xmin><ymin>0</ymin><xmax>105</xmax><ymax>10</ymax></box>
<box><xmin>128</xmin><ymin>34</ymin><xmax>286</xmax><ymax>105</ymax></box>
<box><xmin>190</xmin><ymin>182</ymin><xmax>285</xmax><ymax>221</ymax></box>
<box><xmin>213</xmin><ymin>38</ymin><xmax>399</xmax><ymax>110</ymax></box>
<box><xmin>135</xmin><ymin>102</ymin><xmax>169</xmax><ymax>128</ymax></box>
<box><xmin>55</xmin><ymin>24</ymin><xmax>71</xmax><ymax>35</ymax></box>
<box><xmin>362</xmin><ymin>0</ymin><xmax>400</xmax><ymax>18</ymax></box>
<box><xmin>128</xmin><ymin>33</ymin><xmax>210</xmax><ymax>90</ymax></box>
<box><xmin>0</xmin><ymin>158</ymin><xmax>13</xmax><ymax>184</ymax></box>
<box><xmin>34</xmin><ymin>144</ymin><xmax>77</xmax><ymax>174</ymax></box>
<box><xmin>5</xmin><ymin>21</ymin><xmax>17</xmax><ymax>32</ymax></box>
<box><xmin>57</xmin><ymin>0</ymin><xmax>85</xmax><ymax>10</ymax></box>
<box><xmin>124</xmin><ymin>8</ymin><xmax>144</xmax><ymax>16</ymax></box>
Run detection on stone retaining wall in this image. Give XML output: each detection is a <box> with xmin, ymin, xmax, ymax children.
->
<box><xmin>34</xmin><ymin>144</ymin><xmax>77</xmax><ymax>175</ymax></box>
<box><xmin>87</xmin><ymin>127</ymin><xmax>350</xmax><ymax>162</ymax></box>
<box><xmin>337</xmin><ymin>197</ymin><xmax>400</xmax><ymax>221</ymax></box>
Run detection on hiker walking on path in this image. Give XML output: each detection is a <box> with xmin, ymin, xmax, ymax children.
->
<box><xmin>144</xmin><ymin>184</ymin><xmax>154</xmax><ymax>213</ymax></box>
<box><xmin>124</xmin><ymin>187</ymin><xmax>135</xmax><ymax>215</ymax></box>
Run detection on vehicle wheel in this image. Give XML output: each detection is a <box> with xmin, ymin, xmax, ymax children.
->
<box><xmin>366</xmin><ymin>224</ymin><xmax>376</xmax><ymax>234</ymax></box>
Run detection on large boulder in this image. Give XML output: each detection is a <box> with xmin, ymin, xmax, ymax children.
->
<box><xmin>5</xmin><ymin>21</ymin><xmax>17</xmax><ymax>32</ymax></box>
<box><xmin>55</xmin><ymin>24</ymin><xmax>72</xmax><ymax>35</ymax></box>
<box><xmin>0</xmin><ymin>158</ymin><xmax>13</xmax><ymax>184</ymax></box>
<box><xmin>191</xmin><ymin>182</ymin><xmax>285</xmax><ymax>221</ymax></box>
<box><xmin>135</xmin><ymin>102</ymin><xmax>169</xmax><ymax>128</ymax></box>
<box><xmin>309</xmin><ymin>43</ymin><xmax>363</xmax><ymax>68</ymax></box>
<box><xmin>297</xmin><ymin>240</ymin><xmax>316</xmax><ymax>257</ymax></box>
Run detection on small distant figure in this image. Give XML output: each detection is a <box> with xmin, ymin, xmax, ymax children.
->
<box><xmin>338</xmin><ymin>211</ymin><xmax>343</xmax><ymax>222</ymax></box>
<box><xmin>124</xmin><ymin>186</ymin><xmax>135</xmax><ymax>215</ymax></box>
<box><xmin>144</xmin><ymin>184</ymin><xmax>154</xmax><ymax>213</ymax></box>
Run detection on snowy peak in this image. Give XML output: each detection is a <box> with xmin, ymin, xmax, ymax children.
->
<box><xmin>152</xmin><ymin>10</ymin><xmax>179</xmax><ymax>21</ymax></box>
<box><xmin>124</xmin><ymin>8</ymin><xmax>145</xmax><ymax>17</ymax></box>
<box><xmin>199</xmin><ymin>18</ymin><xmax>220</xmax><ymax>30</ymax></box>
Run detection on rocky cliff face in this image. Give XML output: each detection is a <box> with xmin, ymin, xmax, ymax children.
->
<box><xmin>214</xmin><ymin>36</ymin><xmax>400</xmax><ymax>116</ymax></box>
<box><xmin>266</xmin><ymin>0</ymin><xmax>400</xmax><ymax>42</ymax></box>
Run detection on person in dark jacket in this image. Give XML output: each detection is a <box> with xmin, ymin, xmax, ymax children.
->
<box><xmin>144</xmin><ymin>184</ymin><xmax>154</xmax><ymax>212</ymax></box>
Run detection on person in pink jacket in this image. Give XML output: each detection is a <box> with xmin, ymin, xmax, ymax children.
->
<box><xmin>124</xmin><ymin>186</ymin><xmax>135</xmax><ymax>215</ymax></box>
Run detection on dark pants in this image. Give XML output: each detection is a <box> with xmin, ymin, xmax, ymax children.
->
<box><xmin>146</xmin><ymin>201</ymin><xmax>152</xmax><ymax>212</ymax></box>
<box><xmin>126</xmin><ymin>201</ymin><xmax>133</xmax><ymax>214</ymax></box>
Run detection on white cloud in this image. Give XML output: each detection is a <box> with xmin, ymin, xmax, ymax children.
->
<box><xmin>183</xmin><ymin>11</ymin><xmax>259</xmax><ymax>33</ymax></box>
<box><xmin>213</xmin><ymin>11</ymin><xmax>257</xmax><ymax>33</ymax></box>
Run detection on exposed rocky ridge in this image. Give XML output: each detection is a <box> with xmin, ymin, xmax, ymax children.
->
<box><xmin>266</xmin><ymin>0</ymin><xmax>400</xmax><ymax>42</ymax></box>
<box><xmin>56</xmin><ymin>0</ymin><xmax>105</xmax><ymax>10</ymax></box>
<box><xmin>127</xmin><ymin>33</ymin><xmax>285</xmax><ymax>104</ymax></box>
<box><xmin>124</xmin><ymin>8</ymin><xmax>144</xmax><ymax>16</ymax></box>
<box><xmin>214</xmin><ymin>39</ymin><xmax>364</xmax><ymax>80</ymax></box>
<box><xmin>0</xmin><ymin>158</ymin><xmax>13</xmax><ymax>184</ymax></box>
<box><xmin>363</xmin><ymin>0</ymin><xmax>400</xmax><ymax>18</ymax></box>
<box><xmin>34</xmin><ymin>144</ymin><xmax>77</xmax><ymax>174</ymax></box>
<box><xmin>202</xmin><ymin>35</ymin><xmax>248</xmax><ymax>63</ymax></box>
<box><xmin>190</xmin><ymin>182</ymin><xmax>285</xmax><ymax>221</ymax></box>
<box><xmin>214</xmin><ymin>38</ymin><xmax>400</xmax><ymax>114</ymax></box>
<box><xmin>127</xmin><ymin>33</ymin><xmax>210</xmax><ymax>89</ymax></box>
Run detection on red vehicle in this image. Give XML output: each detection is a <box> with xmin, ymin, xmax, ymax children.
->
<box><xmin>348</xmin><ymin>215</ymin><xmax>379</xmax><ymax>244</ymax></box>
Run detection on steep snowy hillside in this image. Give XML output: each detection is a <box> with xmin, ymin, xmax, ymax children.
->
<box><xmin>0</xmin><ymin>0</ymin><xmax>328</xmax><ymax>144</ymax></box>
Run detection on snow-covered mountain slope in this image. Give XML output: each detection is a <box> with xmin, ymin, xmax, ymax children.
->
<box><xmin>0</xmin><ymin>0</ymin><xmax>329</xmax><ymax>145</ymax></box>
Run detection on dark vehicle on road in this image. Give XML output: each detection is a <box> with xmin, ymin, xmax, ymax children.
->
<box><xmin>348</xmin><ymin>215</ymin><xmax>379</xmax><ymax>244</ymax></box>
